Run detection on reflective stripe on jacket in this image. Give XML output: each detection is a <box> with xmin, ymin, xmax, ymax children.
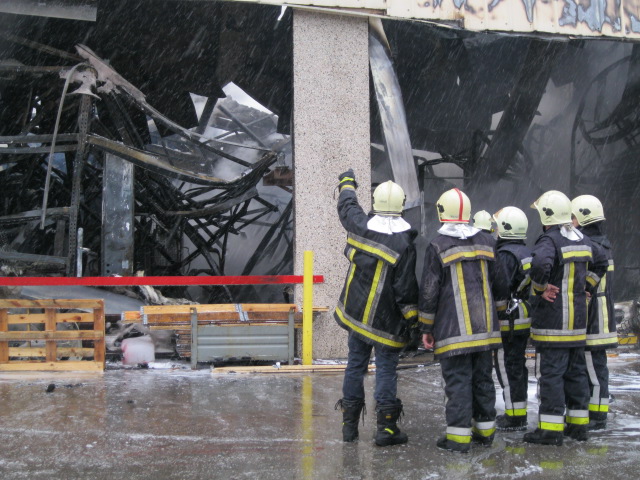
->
<box><xmin>333</xmin><ymin>189</ymin><xmax>419</xmax><ymax>350</ymax></box>
<box><xmin>418</xmin><ymin>231</ymin><xmax>508</xmax><ymax>359</ymax></box>
<box><xmin>581</xmin><ymin>225</ymin><xmax>617</xmax><ymax>350</ymax></box>
<box><xmin>529</xmin><ymin>225</ymin><xmax>605</xmax><ymax>347</ymax></box>
<box><xmin>496</xmin><ymin>240</ymin><xmax>533</xmax><ymax>336</ymax></box>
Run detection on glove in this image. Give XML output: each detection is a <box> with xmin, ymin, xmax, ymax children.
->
<box><xmin>338</xmin><ymin>169</ymin><xmax>357</xmax><ymax>191</ymax></box>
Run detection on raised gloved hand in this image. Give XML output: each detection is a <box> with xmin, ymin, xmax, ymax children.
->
<box><xmin>338</xmin><ymin>169</ymin><xmax>357</xmax><ymax>191</ymax></box>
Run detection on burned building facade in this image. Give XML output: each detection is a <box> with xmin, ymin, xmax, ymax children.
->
<box><xmin>1</xmin><ymin>0</ymin><xmax>640</xmax><ymax>357</ymax></box>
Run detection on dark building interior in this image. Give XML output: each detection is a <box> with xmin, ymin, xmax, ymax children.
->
<box><xmin>1</xmin><ymin>1</ymin><xmax>639</xmax><ymax>302</ymax></box>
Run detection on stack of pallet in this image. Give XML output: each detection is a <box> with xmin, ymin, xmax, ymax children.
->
<box><xmin>122</xmin><ymin>304</ymin><xmax>301</xmax><ymax>359</ymax></box>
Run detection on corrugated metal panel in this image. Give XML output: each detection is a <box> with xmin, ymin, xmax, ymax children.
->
<box><xmin>188</xmin><ymin>304</ymin><xmax>296</xmax><ymax>365</ymax></box>
<box><xmin>195</xmin><ymin>325</ymin><xmax>293</xmax><ymax>361</ymax></box>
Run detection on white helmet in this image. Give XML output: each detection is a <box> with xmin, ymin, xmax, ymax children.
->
<box><xmin>571</xmin><ymin>195</ymin><xmax>605</xmax><ymax>226</ymax></box>
<box><xmin>472</xmin><ymin>210</ymin><xmax>494</xmax><ymax>232</ymax></box>
<box><xmin>493</xmin><ymin>206</ymin><xmax>528</xmax><ymax>239</ymax></box>
<box><xmin>373</xmin><ymin>181</ymin><xmax>405</xmax><ymax>216</ymax></box>
<box><xmin>436</xmin><ymin>188</ymin><xmax>471</xmax><ymax>223</ymax></box>
<box><xmin>531</xmin><ymin>190</ymin><xmax>572</xmax><ymax>225</ymax></box>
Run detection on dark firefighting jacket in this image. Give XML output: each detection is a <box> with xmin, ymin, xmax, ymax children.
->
<box><xmin>529</xmin><ymin>225</ymin><xmax>607</xmax><ymax>348</ymax></box>
<box><xmin>418</xmin><ymin>230</ymin><xmax>509</xmax><ymax>359</ymax></box>
<box><xmin>496</xmin><ymin>240</ymin><xmax>533</xmax><ymax>337</ymax></box>
<box><xmin>581</xmin><ymin>223</ymin><xmax>617</xmax><ymax>350</ymax></box>
<box><xmin>333</xmin><ymin>189</ymin><xmax>419</xmax><ymax>350</ymax></box>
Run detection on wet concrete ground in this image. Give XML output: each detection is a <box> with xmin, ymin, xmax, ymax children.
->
<box><xmin>1</xmin><ymin>352</ymin><xmax>640</xmax><ymax>479</ymax></box>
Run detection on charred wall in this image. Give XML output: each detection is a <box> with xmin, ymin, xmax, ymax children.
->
<box><xmin>0</xmin><ymin>1</ymin><xmax>294</xmax><ymax>304</ymax></box>
<box><xmin>2</xmin><ymin>0</ymin><xmax>640</xmax><ymax>317</ymax></box>
<box><xmin>379</xmin><ymin>20</ymin><xmax>640</xmax><ymax>299</ymax></box>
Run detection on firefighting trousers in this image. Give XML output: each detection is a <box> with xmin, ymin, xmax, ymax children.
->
<box><xmin>343</xmin><ymin>332</ymin><xmax>400</xmax><ymax>406</ymax></box>
<box><xmin>440</xmin><ymin>351</ymin><xmax>496</xmax><ymax>445</ymax></box>
<box><xmin>585</xmin><ymin>349</ymin><xmax>610</xmax><ymax>419</ymax></box>
<box><xmin>535</xmin><ymin>347</ymin><xmax>590</xmax><ymax>431</ymax></box>
<box><xmin>494</xmin><ymin>335</ymin><xmax>529</xmax><ymax>418</ymax></box>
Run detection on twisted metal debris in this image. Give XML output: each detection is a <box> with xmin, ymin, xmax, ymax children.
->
<box><xmin>0</xmin><ymin>37</ymin><xmax>292</xmax><ymax>303</ymax></box>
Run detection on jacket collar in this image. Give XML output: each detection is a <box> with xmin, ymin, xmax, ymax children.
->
<box><xmin>438</xmin><ymin>223</ymin><xmax>480</xmax><ymax>240</ymax></box>
<box><xmin>547</xmin><ymin>224</ymin><xmax>583</xmax><ymax>241</ymax></box>
<box><xmin>367</xmin><ymin>215</ymin><xmax>411</xmax><ymax>234</ymax></box>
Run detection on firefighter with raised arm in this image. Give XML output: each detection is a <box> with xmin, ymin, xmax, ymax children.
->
<box><xmin>333</xmin><ymin>169</ymin><xmax>419</xmax><ymax>447</ymax></box>
<box><xmin>524</xmin><ymin>190</ymin><xmax>606</xmax><ymax>446</ymax></box>
<box><xmin>572</xmin><ymin>195</ymin><xmax>617</xmax><ymax>430</ymax></box>
<box><xmin>419</xmin><ymin>188</ymin><xmax>509</xmax><ymax>453</ymax></box>
<box><xmin>492</xmin><ymin>207</ymin><xmax>533</xmax><ymax>431</ymax></box>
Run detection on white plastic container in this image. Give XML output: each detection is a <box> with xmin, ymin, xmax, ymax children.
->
<box><xmin>121</xmin><ymin>335</ymin><xmax>155</xmax><ymax>366</ymax></box>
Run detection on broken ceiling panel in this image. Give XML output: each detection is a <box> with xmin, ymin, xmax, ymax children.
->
<box><xmin>0</xmin><ymin>3</ymin><xmax>293</xmax><ymax>304</ymax></box>
<box><xmin>382</xmin><ymin>19</ymin><xmax>640</xmax><ymax>299</ymax></box>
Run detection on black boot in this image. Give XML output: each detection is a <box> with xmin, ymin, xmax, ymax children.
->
<box><xmin>587</xmin><ymin>412</ymin><xmax>607</xmax><ymax>431</ymax></box>
<box><xmin>564</xmin><ymin>424</ymin><xmax>588</xmax><ymax>441</ymax></box>
<box><xmin>437</xmin><ymin>435</ymin><xmax>470</xmax><ymax>453</ymax></box>
<box><xmin>496</xmin><ymin>414</ymin><xmax>527</xmax><ymax>431</ymax></box>
<box><xmin>374</xmin><ymin>401</ymin><xmax>408</xmax><ymax>447</ymax></box>
<box><xmin>472</xmin><ymin>430</ymin><xmax>494</xmax><ymax>447</ymax></box>
<box><xmin>523</xmin><ymin>428</ymin><xmax>563</xmax><ymax>446</ymax></box>
<box><xmin>335</xmin><ymin>398</ymin><xmax>365</xmax><ymax>442</ymax></box>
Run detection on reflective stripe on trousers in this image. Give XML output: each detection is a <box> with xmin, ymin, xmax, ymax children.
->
<box><xmin>494</xmin><ymin>335</ymin><xmax>529</xmax><ymax>417</ymax></box>
<box><xmin>585</xmin><ymin>350</ymin><xmax>610</xmax><ymax>414</ymax></box>
<box><xmin>441</xmin><ymin>351</ymin><xmax>496</xmax><ymax>439</ymax></box>
<box><xmin>535</xmin><ymin>346</ymin><xmax>589</xmax><ymax>430</ymax></box>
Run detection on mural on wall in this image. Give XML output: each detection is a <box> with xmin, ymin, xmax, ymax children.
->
<box><xmin>229</xmin><ymin>0</ymin><xmax>640</xmax><ymax>38</ymax></box>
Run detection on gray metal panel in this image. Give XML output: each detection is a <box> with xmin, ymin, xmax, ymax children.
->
<box><xmin>191</xmin><ymin>307</ymin><xmax>198</xmax><ymax>369</ymax></box>
<box><xmin>287</xmin><ymin>309</ymin><xmax>295</xmax><ymax>364</ymax></box>
<box><xmin>0</xmin><ymin>251</ymin><xmax>67</xmax><ymax>266</ymax></box>
<box><xmin>102</xmin><ymin>153</ymin><xmax>134</xmax><ymax>276</ymax></box>
<box><xmin>196</xmin><ymin>325</ymin><xmax>290</xmax><ymax>361</ymax></box>
<box><xmin>369</xmin><ymin>20</ymin><xmax>420</xmax><ymax>208</ymax></box>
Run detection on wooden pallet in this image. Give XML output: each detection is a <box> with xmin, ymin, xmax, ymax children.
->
<box><xmin>0</xmin><ymin>299</ymin><xmax>105</xmax><ymax>371</ymax></box>
<box><xmin>211</xmin><ymin>364</ymin><xmax>363</xmax><ymax>374</ymax></box>
<box><xmin>138</xmin><ymin>303</ymin><xmax>299</xmax><ymax>324</ymax></box>
<box><xmin>123</xmin><ymin>304</ymin><xmax>327</xmax><ymax>327</ymax></box>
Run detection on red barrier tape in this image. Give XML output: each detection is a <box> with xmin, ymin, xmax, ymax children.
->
<box><xmin>0</xmin><ymin>275</ymin><xmax>325</xmax><ymax>287</ymax></box>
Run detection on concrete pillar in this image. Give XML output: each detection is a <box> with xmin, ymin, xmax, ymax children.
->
<box><xmin>293</xmin><ymin>10</ymin><xmax>370</xmax><ymax>358</ymax></box>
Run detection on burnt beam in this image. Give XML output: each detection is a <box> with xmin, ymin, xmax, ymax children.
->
<box><xmin>479</xmin><ymin>40</ymin><xmax>566</xmax><ymax>180</ymax></box>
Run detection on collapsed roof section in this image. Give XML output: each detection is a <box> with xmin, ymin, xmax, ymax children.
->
<box><xmin>375</xmin><ymin>20</ymin><xmax>640</xmax><ymax>298</ymax></box>
<box><xmin>0</xmin><ymin>3</ymin><xmax>294</xmax><ymax>303</ymax></box>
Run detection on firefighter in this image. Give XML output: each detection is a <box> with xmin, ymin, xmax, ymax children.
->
<box><xmin>419</xmin><ymin>188</ymin><xmax>508</xmax><ymax>453</ymax></box>
<box><xmin>492</xmin><ymin>206</ymin><xmax>533</xmax><ymax>431</ymax></box>
<box><xmin>524</xmin><ymin>190</ymin><xmax>606</xmax><ymax>446</ymax></box>
<box><xmin>334</xmin><ymin>170</ymin><xmax>419</xmax><ymax>447</ymax></box>
<box><xmin>571</xmin><ymin>195</ymin><xmax>617</xmax><ymax>430</ymax></box>
<box><xmin>472</xmin><ymin>210</ymin><xmax>495</xmax><ymax>234</ymax></box>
